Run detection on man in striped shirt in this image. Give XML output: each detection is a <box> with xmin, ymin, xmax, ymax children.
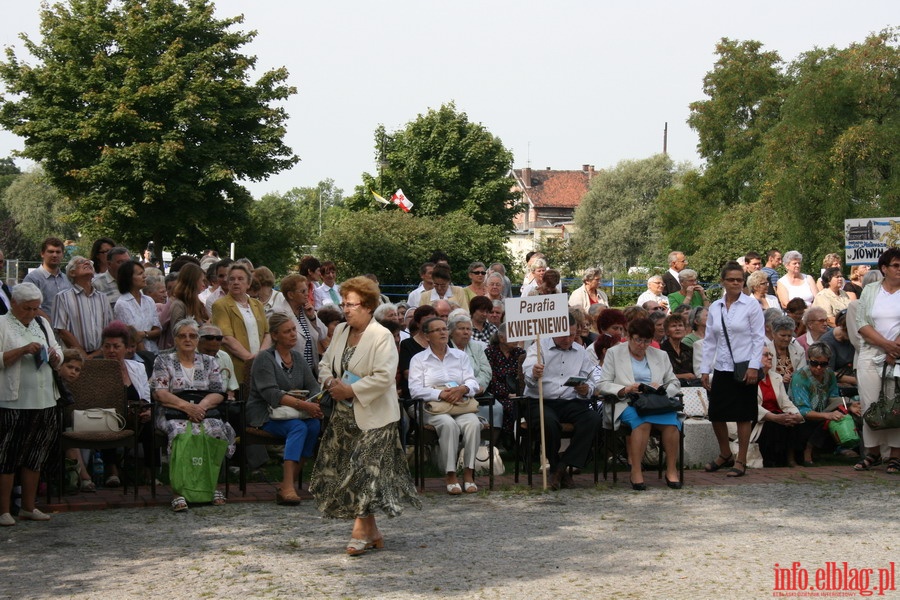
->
<box><xmin>52</xmin><ymin>256</ymin><xmax>113</xmax><ymax>357</ymax></box>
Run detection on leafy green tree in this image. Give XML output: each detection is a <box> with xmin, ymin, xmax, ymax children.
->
<box><xmin>1</xmin><ymin>165</ymin><xmax>77</xmax><ymax>251</ymax></box>
<box><xmin>0</xmin><ymin>158</ymin><xmax>30</xmax><ymax>261</ymax></box>
<box><xmin>688</xmin><ymin>38</ymin><xmax>787</xmax><ymax>207</ymax></box>
<box><xmin>347</xmin><ymin>103</ymin><xmax>523</xmax><ymax>229</ymax></box>
<box><xmin>573</xmin><ymin>154</ymin><xmax>680</xmax><ymax>272</ymax></box>
<box><xmin>656</xmin><ymin>168</ymin><xmax>718</xmax><ymax>258</ymax></box>
<box><xmin>0</xmin><ymin>0</ymin><xmax>297</xmax><ymax>255</ymax></box>
<box><xmin>688</xmin><ymin>198</ymin><xmax>784</xmax><ymax>281</ymax></box>
<box><xmin>665</xmin><ymin>31</ymin><xmax>900</xmax><ymax>268</ymax></box>
<box><xmin>763</xmin><ymin>28</ymin><xmax>900</xmax><ymax>260</ymax></box>
<box><xmin>318</xmin><ymin>210</ymin><xmax>511</xmax><ymax>288</ymax></box>
<box><xmin>236</xmin><ymin>180</ymin><xmax>344</xmax><ymax>277</ymax></box>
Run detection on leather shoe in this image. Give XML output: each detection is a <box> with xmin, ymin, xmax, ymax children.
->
<box><xmin>665</xmin><ymin>477</ymin><xmax>683</xmax><ymax>490</ymax></box>
<box><xmin>629</xmin><ymin>477</ymin><xmax>647</xmax><ymax>491</ymax></box>
<box><xmin>549</xmin><ymin>466</ymin><xmax>573</xmax><ymax>490</ymax></box>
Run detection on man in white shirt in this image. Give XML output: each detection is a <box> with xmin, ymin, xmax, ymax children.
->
<box><xmin>92</xmin><ymin>246</ymin><xmax>130</xmax><ymax>309</ymax></box>
<box><xmin>407</xmin><ymin>262</ymin><xmax>435</xmax><ymax>308</ymax></box>
<box><xmin>522</xmin><ymin>316</ymin><xmax>601</xmax><ymax>489</ymax></box>
<box><xmin>314</xmin><ymin>260</ymin><xmax>340</xmax><ymax>309</ymax></box>
<box><xmin>636</xmin><ymin>275</ymin><xmax>670</xmax><ymax>312</ymax></box>
<box><xmin>203</xmin><ymin>258</ymin><xmax>232</xmax><ymax>315</ymax></box>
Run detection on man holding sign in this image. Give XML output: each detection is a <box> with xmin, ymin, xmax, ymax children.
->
<box><xmin>521</xmin><ymin>312</ymin><xmax>601</xmax><ymax>490</ymax></box>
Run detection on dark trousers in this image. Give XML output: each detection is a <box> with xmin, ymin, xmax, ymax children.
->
<box><xmin>527</xmin><ymin>399</ymin><xmax>602</xmax><ymax>471</ymax></box>
<box><xmin>757</xmin><ymin>421</ymin><xmax>800</xmax><ymax>467</ymax></box>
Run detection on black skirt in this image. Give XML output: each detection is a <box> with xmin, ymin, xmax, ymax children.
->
<box><xmin>708</xmin><ymin>369</ymin><xmax>758</xmax><ymax>422</ymax></box>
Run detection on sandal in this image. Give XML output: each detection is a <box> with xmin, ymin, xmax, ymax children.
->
<box><xmin>446</xmin><ymin>483</ymin><xmax>462</xmax><ymax>495</ymax></box>
<box><xmin>79</xmin><ymin>479</ymin><xmax>97</xmax><ymax>493</ymax></box>
<box><xmin>464</xmin><ymin>482</ymin><xmax>478</xmax><ymax>494</ymax></box>
<box><xmin>886</xmin><ymin>458</ymin><xmax>900</xmax><ymax>475</ymax></box>
<box><xmin>171</xmin><ymin>497</ymin><xmax>188</xmax><ymax>512</ymax></box>
<box><xmin>726</xmin><ymin>460</ymin><xmax>746</xmax><ymax>478</ymax></box>
<box><xmin>854</xmin><ymin>453</ymin><xmax>882</xmax><ymax>472</ymax></box>
<box><xmin>212</xmin><ymin>490</ymin><xmax>227</xmax><ymax>506</ymax></box>
<box><xmin>346</xmin><ymin>538</ymin><xmax>370</xmax><ymax>556</ymax></box>
<box><xmin>704</xmin><ymin>454</ymin><xmax>735</xmax><ymax>473</ymax></box>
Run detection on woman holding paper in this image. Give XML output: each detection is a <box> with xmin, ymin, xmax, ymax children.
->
<box><xmin>310</xmin><ymin>276</ymin><xmax>420</xmax><ymax>557</ymax></box>
<box><xmin>0</xmin><ymin>283</ymin><xmax>62</xmax><ymax>525</ymax></box>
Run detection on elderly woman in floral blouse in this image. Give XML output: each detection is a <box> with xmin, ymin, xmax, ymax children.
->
<box><xmin>150</xmin><ymin>318</ymin><xmax>235</xmax><ymax>512</ymax></box>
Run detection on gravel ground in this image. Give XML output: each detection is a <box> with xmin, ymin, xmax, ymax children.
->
<box><xmin>1</xmin><ymin>480</ymin><xmax>897</xmax><ymax>600</ymax></box>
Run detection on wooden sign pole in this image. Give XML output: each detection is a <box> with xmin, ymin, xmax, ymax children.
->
<box><xmin>535</xmin><ymin>334</ymin><xmax>549</xmax><ymax>490</ymax></box>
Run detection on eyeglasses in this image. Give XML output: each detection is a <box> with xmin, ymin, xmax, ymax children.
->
<box><xmin>200</xmin><ymin>335</ymin><xmax>223</xmax><ymax>341</ymax></box>
<box><xmin>470</xmin><ymin>270</ymin><xmax>487</xmax><ymax>276</ymax></box>
<box><xmin>763</xmin><ymin>352</ymin><xmax>773</xmax><ymax>358</ymax></box>
<box><xmin>808</xmin><ymin>318</ymin><xmax>827</xmax><ymax>324</ymax></box>
<box><xmin>339</xmin><ymin>302</ymin><xmax>363</xmax><ymax>310</ymax></box>
<box><xmin>630</xmin><ymin>337</ymin><xmax>653</xmax><ymax>345</ymax></box>
<box><xmin>808</xmin><ymin>360</ymin><xmax>829</xmax><ymax>368</ymax></box>
<box><xmin>886</xmin><ymin>263</ymin><xmax>900</xmax><ymax>269</ymax></box>
<box><xmin>175</xmin><ymin>333</ymin><xmax>199</xmax><ymax>340</ymax></box>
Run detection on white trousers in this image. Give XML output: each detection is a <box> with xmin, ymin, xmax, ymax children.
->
<box><xmin>424</xmin><ymin>411</ymin><xmax>481</xmax><ymax>472</ymax></box>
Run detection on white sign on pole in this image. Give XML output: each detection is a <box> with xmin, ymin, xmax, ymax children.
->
<box><xmin>504</xmin><ymin>293</ymin><xmax>570</xmax><ymax>343</ymax></box>
<box><xmin>844</xmin><ymin>217</ymin><xmax>900</xmax><ymax>265</ymax></box>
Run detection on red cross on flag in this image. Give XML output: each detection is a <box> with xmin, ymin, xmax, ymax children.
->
<box><xmin>390</xmin><ymin>189</ymin><xmax>413</xmax><ymax>213</ymax></box>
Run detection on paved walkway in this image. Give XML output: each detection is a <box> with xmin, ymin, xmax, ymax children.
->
<box><xmin>3</xmin><ymin>464</ymin><xmax>896</xmax><ymax>600</ymax></box>
<box><xmin>40</xmin><ymin>463</ymin><xmax>890</xmax><ymax>512</ymax></box>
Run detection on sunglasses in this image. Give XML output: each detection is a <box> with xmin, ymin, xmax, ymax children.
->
<box><xmin>470</xmin><ymin>270</ymin><xmax>487</xmax><ymax>276</ymax></box>
<box><xmin>200</xmin><ymin>335</ymin><xmax>224</xmax><ymax>341</ymax></box>
<box><xmin>808</xmin><ymin>360</ymin><xmax>829</xmax><ymax>368</ymax></box>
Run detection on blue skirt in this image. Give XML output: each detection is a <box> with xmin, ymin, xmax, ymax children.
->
<box><xmin>620</xmin><ymin>405</ymin><xmax>682</xmax><ymax>431</ymax></box>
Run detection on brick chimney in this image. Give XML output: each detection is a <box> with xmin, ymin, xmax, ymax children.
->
<box><xmin>522</xmin><ymin>167</ymin><xmax>532</xmax><ymax>189</ymax></box>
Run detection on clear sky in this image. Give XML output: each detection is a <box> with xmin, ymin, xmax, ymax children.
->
<box><xmin>0</xmin><ymin>1</ymin><xmax>896</xmax><ymax>199</ymax></box>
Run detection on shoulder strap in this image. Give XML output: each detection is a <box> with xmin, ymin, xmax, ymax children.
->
<box><xmin>720</xmin><ymin>305</ymin><xmax>737</xmax><ymax>364</ymax></box>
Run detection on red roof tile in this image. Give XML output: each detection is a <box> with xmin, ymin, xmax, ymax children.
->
<box><xmin>513</xmin><ymin>168</ymin><xmax>593</xmax><ymax>208</ymax></box>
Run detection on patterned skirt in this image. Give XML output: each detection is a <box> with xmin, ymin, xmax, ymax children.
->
<box><xmin>310</xmin><ymin>401</ymin><xmax>421</xmax><ymax>520</ymax></box>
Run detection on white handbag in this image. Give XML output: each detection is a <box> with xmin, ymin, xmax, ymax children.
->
<box><xmin>681</xmin><ymin>386</ymin><xmax>709</xmax><ymax>418</ymax></box>
<box><xmin>73</xmin><ymin>408</ymin><xmax>126</xmax><ymax>433</ymax></box>
<box><xmin>268</xmin><ymin>390</ymin><xmax>310</xmax><ymax>420</ymax></box>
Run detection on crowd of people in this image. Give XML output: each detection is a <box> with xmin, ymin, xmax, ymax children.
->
<box><xmin>1</xmin><ymin>238</ymin><xmax>897</xmax><ymax>554</ymax></box>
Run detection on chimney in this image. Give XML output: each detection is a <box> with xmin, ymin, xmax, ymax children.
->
<box><xmin>582</xmin><ymin>164</ymin><xmax>590</xmax><ymax>172</ymax></box>
<box><xmin>522</xmin><ymin>167</ymin><xmax>532</xmax><ymax>189</ymax></box>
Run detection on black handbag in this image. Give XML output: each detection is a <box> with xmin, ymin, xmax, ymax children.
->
<box><xmin>164</xmin><ymin>390</ymin><xmax>222</xmax><ymax>420</ymax></box>
<box><xmin>863</xmin><ymin>364</ymin><xmax>900</xmax><ymax>430</ymax></box>
<box><xmin>721</xmin><ymin>307</ymin><xmax>750</xmax><ymax>383</ymax></box>
<box><xmin>629</xmin><ymin>384</ymin><xmax>683</xmax><ymax>416</ymax></box>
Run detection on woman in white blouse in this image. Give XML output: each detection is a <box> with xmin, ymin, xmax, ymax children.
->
<box><xmin>854</xmin><ymin>248</ymin><xmax>900</xmax><ymax>474</ymax></box>
<box><xmin>701</xmin><ymin>262</ymin><xmax>767</xmax><ymax>478</ymax></box>
<box><xmin>408</xmin><ymin>316</ymin><xmax>481</xmax><ymax>495</ymax></box>
<box><xmin>114</xmin><ymin>261</ymin><xmax>161</xmax><ymax>353</ymax></box>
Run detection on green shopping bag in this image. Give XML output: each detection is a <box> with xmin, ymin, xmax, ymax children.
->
<box><xmin>169</xmin><ymin>423</ymin><xmax>228</xmax><ymax>503</ymax></box>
